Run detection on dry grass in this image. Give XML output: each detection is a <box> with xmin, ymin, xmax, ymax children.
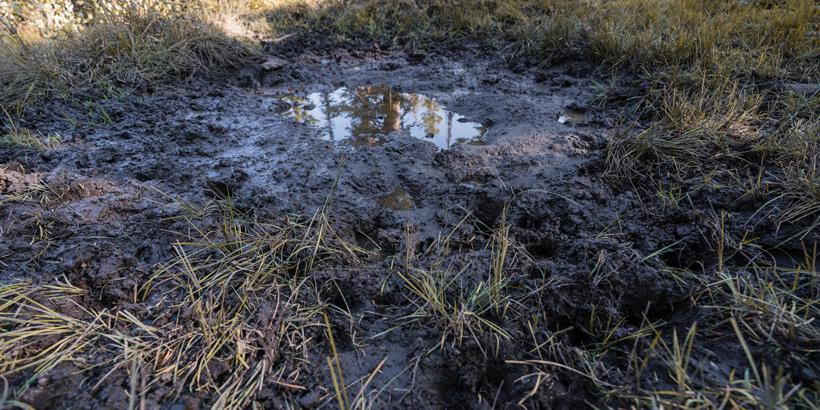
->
<box><xmin>0</xmin><ymin>198</ymin><xmax>367</xmax><ymax>407</ymax></box>
<box><xmin>392</xmin><ymin>212</ymin><xmax>514</xmax><ymax>352</ymax></box>
<box><xmin>0</xmin><ymin>109</ymin><xmax>61</xmax><ymax>149</ymax></box>
<box><xmin>0</xmin><ymin>1</ymin><xmax>255</xmax><ymax>111</ymax></box>
<box><xmin>261</xmin><ymin>0</ymin><xmax>816</xmax><ymax>75</ymax></box>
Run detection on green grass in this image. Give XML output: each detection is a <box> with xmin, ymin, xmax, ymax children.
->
<box><xmin>0</xmin><ymin>110</ymin><xmax>61</xmax><ymax>149</ymax></box>
<box><xmin>0</xmin><ymin>127</ymin><xmax>61</xmax><ymax>149</ymax></box>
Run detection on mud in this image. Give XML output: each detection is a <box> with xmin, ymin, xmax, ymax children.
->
<box><xmin>1</xmin><ymin>50</ymin><xmax>816</xmax><ymax>408</ymax></box>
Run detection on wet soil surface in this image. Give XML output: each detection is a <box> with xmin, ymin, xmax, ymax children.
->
<box><xmin>1</xmin><ymin>51</ymin><xmax>816</xmax><ymax>408</ymax></box>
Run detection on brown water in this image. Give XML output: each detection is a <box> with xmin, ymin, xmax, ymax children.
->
<box><xmin>377</xmin><ymin>187</ymin><xmax>414</xmax><ymax>210</ymax></box>
<box><xmin>280</xmin><ymin>86</ymin><xmax>487</xmax><ymax>149</ymax></box>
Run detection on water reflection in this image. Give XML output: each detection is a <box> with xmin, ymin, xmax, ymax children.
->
<box><xmin>280</xmin><ymin>86</ymin><xmax>487</xmax><ymax>149</ymax></box>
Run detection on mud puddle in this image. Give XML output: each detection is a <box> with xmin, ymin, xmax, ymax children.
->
<box><xmin>279</xmin><ymin>86</ymin><xmax>488</xmax><ymax>148</ymax></box>
<box><xmin>0</xmin><ymin>52</ymin><xmax>626</xmax><ymax>408</ymax></box>
<box><xmin>8</xmin><ymin>51</ymin><xmax>807</xmax><ymax>409</ymax></box>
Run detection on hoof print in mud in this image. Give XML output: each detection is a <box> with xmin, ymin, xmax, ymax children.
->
<box><xmin>204</xmin><ymin>171</ymin><xmax>247</xmax><ymax>199</ymax></box>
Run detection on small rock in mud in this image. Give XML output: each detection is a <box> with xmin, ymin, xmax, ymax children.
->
<box><xmin>239</xmin><ymin>56</ymin><xmax>289</xmax><ymax>87</ymax></box>
<box><xmin>380</xmin><ymin>61</ymin><xmax>402</xmax><ymax>71</ymax></box>
<box><xmin>558</xmin><ymin>107</ymin><xmax>586</xmax><ymax>125</ymax></box>
<box><xmin>261</xmin><ymin>56</ymin><xmax>288</xmax><ymax>71</ymax></box>
<box><xmin>270</xmin><ymin>101</ymin><xmax>291</xmax><ymax>113</ymax></box>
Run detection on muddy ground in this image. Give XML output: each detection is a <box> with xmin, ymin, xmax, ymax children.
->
<box><xmin>1</xmin><ymin>50</ymin><xmax>817</xmax><ymax>408</ymax></box>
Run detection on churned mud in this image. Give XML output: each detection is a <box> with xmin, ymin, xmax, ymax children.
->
<box><xmin>1</xmin><ymin>50</ymin><xmax>816</xmax><ymax>408</ymax></box>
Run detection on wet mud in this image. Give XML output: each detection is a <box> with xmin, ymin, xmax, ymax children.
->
<box><xmin>1</xmin><ymin>50</ymin><xmax>816</xmax><ymax>408</ymax></box>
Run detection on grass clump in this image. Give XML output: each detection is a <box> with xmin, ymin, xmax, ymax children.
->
<box><xmin>0</xmin><ymin>280</ymin><xmax>101</xmax><ymax>395</ymax></box>
<box><xmin>1</xmin><ymin>110</ymin><xmax>61</xmax><ymax>149</ymax></box>
<box><xmin>0</xmin><ymin>1</ymin><xmax>255</xmax><ymax>110</ymax></box>
<box><xmin>0</xmin><ymin>126</ymin><xmax>61</xmax><ymax>149</ymax></box>
<box><xmin>397</xmin><ymin>266</ymin><xmax>510</xmax><ymax>349</ymax></box>
<box><xmin>389</xmin><ymin>212</ymin><xmax>518</xmax><ymax>353</ymax></box>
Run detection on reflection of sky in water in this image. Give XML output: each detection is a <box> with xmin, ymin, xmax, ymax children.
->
<box><xmin>280</xmin><ymin>86</ymin><xmax>487</xmax><ymax>149</ymax></box>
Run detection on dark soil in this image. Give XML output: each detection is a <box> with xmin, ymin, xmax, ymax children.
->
<box><xmin>1</xmin><ymin>49</ymin><xmax>816</xmax><ymax>409</ymax></box>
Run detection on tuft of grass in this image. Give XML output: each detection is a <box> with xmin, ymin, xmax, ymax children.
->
<box><xmin>0</xmin><ymin>127</ymin><xmax>61</xmax><ymax>150</ymax></box>
<box><xmin>391</xmin><ymin>211</ymin><xmax>514</xmax><ymax>352</ymax></box>
<box><xmin>324</xmin><ymin>310</ymin><xmax>350</xmax><ymax>410</ymax></box>
<box><xmin>397</xmin><ymin>265</ymin><xmax>510</xmax><ymax>351</ymax></box>
<box><xmin>488</xmin><ymin>204</ymin><xmax>512</xmax><ymax>308</ymax></box>
<box><xmin>0</xmin><ymin>1</ymin><xmax>255</xmax><ymax>110</ymax></box>
<box><xmin>1</xmin><ymin>107</ymin><xmax>61</xmax><ymax>149</ymax></box>
<box><xmin>0</xmin><ymin>280</ymin><xmax>100</xmax><ymax>396</ymax></box>
<box><xmin>604</xmin><ymin>77</ymin><xmax>765</xmax><ymax>186</ymax></box>
<box><xmin>0</xmin><ymin>129</ymin><xmax>60</xmax><ymax>149</ymax></box>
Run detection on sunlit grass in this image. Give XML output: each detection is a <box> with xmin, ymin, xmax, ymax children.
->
<box><xmin>0</xmin><ymin>1</ymin><xmax>255</xmax><ymax>111</ymax></box>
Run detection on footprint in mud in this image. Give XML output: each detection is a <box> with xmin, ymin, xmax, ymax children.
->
<box><xmin>377</xmin><ymin>187</ymin><xmax>414</xmax><ymax>210</ymax></box>
<box><xmin>278</xmin><ymin>86</ymin><xmax>488</xmax><ymax>149</ymax></box>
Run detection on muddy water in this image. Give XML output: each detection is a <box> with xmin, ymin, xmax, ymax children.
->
<box><xmin>377</xmin><ymin>187</ymin><xmax>414</xmax><ymax>210</ymax></box>
<box><xmin>280</xmin><ymin>86</ymin><xmax>487</xmax><ymax>149</ymax></box>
